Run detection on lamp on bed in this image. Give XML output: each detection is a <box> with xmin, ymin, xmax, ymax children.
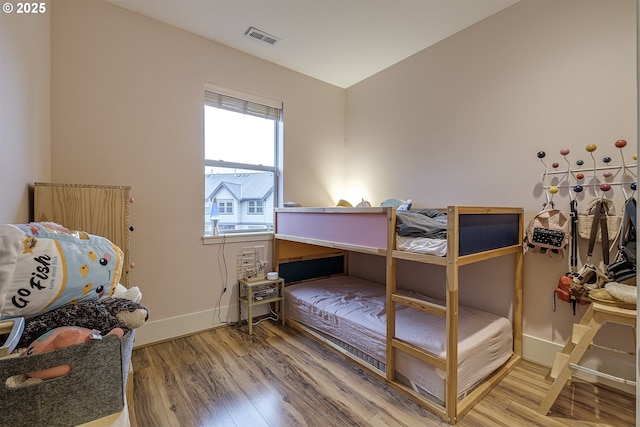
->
<box><xmin>210</xmin><ymin>198</ymin><xmax>220</xmax><ymax>235</ymax></box>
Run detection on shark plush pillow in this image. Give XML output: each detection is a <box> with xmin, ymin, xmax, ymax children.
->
<box><xmin>0</xmin><ymin>222</ymin><xmax>123</xmax><ymax>319</ymax></box>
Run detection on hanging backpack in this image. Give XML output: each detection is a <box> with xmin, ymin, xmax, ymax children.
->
<box><xmin>606</xmin><ymin>197</ymin><xmax>637</xmax><ymax>282</ymax></box>
<box><xmin>524</xmin><ymin>202</ymin><xmax>571</xmax><ymax>260</ymax></box>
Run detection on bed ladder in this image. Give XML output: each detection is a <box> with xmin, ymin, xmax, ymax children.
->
<box><xmin>538</xmin><ymin>302</ymin><xmax>636</xmax><ymax>415</ymax></box>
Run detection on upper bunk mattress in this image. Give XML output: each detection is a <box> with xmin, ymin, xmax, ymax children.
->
<box><xmin>283</xmin><ymin>276</ymin><xmax>513</xmax><ymax>402</ymax></box>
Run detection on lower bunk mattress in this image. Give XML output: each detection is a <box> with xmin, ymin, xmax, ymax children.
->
<box><xmin>283</xmin><ymin>276</ymin><xmax>513</xmax><ymax>403</ymax></box>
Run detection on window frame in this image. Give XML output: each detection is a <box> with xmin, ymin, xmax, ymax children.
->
<box><xmin>218</xmin><ymin>199</ymin><xmax>234</xmax><ymax>215</ymax></box>
<box><xmin>203</xmin><ymin>83</ymin><xmax>283</xmax><ymax>238</ymax></box>
<box><xmin>247</xmin><ymin>200</ymin><xmax>264</xmax><ymax>215</ymax></box>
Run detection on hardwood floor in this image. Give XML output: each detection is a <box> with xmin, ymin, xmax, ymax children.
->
<box><xmin>129</xmin><ymin>321</ymin><xmax>635</xmax><ymax>427</ymax></box>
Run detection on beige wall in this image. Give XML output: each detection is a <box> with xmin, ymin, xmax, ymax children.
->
<box><xmin>0</xmin><ymin>3</ymin><xmax>51</xmax><ymax>223</ymax></box>
<box><xmin>346</xmin><ymin>0</ymin><xmax>637</xmax><ymax>383</ymax></box>
<box><xmin>50</xmin><ymin>0</ymin><xmax>345</xmax><ymax>344</ymax></box>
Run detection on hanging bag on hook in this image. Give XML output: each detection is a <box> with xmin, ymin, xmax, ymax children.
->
<box><xmin>555</xmin><ymin>273</ymin><xmax>589</xmax><ymax>315</ymax></box>
<box><xmin>554</xmin><ymin>200</ymin><xmax>587</xmax><ymax>315</ymax></box>
<box><xmin>581</xmin><ymin>199</ymin><xmax>613</xmax><ymax>265</ymax></box>
<box><xmin>523</xmin><ymin>202</ymin><xmax>571</xmax><ymax>260</ymax></box>
<box><xmin>569</xmin><ymin>263</ymin><xmax>609</xmax><ymax>303</ymax></box>
<box><xmin>578</xmin><ymin>198</ymin><xmax>621</xmax><ymax>242</ymax></box>
<box><xmin>606</xmin><ymin>197</ymin><xmax>637</xmax><ymax>283</ymax></box>
<box><xmin>570</xmin><ymin>200</ymin><xmax>613</xmax><ymax>302</ymax></box>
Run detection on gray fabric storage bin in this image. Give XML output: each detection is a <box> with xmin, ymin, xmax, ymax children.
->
<box><xmin>0</xmin><ymin>330</ymin><xmax>134</xmax><ymax>427</ymax></box>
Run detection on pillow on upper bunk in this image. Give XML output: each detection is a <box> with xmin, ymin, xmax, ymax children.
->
<box><xmin>381</xmin><ymin>198</ymin><xmax>402</xmax><ymax>208</ymax></box>
<box><xmin>0</xmin><ymin>222</ymin><xmax>123</xmax><ymax>320</ymax></box>
<box><xmin>381</xmin><ymin>198</ymin><xmax>412</xmax><ymax>211</ymax></box>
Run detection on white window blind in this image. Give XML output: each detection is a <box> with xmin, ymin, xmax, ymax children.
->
<box><xmin>204</xmin><ymin>82</ymin><xmax>282</xmax><ymax>121</ymax></box>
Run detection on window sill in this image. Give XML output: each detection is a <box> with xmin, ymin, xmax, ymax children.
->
<box><xmin>202</xmin><ymin>231</ymin><xmax>274</xmax><ymax>245</ymax></box>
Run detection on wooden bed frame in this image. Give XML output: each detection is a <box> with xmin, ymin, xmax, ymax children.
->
<box><xmin>274</xmin><ymin>206</ymin><xmax>524</xmax><ymax>425</ymax></box>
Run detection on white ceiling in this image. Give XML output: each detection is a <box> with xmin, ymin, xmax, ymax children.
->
<box><xmin>106</xmin><ymin>0</ymin><xmax>520</xmax><ymax>88</ymax></box>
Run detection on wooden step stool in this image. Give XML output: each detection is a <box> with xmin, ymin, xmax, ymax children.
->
<box><xmin>538</xmin><ymin>302</ymin><xmax>636</xmax><ymax>415</ymax></box>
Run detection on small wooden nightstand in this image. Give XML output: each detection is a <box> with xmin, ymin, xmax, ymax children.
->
<box><xmin>238</xmin><ymin>277</ymin><xmax>285</xmax><ymax>335</ymax></box>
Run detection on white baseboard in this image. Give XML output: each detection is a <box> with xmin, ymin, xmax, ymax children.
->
<box><xmin>132</xmin><ymin>302</ymin><xmax>271</xmax><ymax>347</ymax></box>
<box><xmin>523</xmin><ymin>334</ymin><xmax>636</xmax><ymax>395</ymax></box>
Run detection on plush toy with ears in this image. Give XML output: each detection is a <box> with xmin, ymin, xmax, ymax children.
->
<box><xmin>25</xmin><ymin>326</ymin><xmax>124</xmax><ymax>380</ymax></box>
<box><xmin>15</xmin><ymin>297</ymin><xmax>148</xmax><ymax>349</ymax></box>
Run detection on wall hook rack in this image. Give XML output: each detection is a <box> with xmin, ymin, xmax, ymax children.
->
<box><xmin>537</xmin><ymin>139</ymin><xmax>637</xmax><ymax>202</ymax></box>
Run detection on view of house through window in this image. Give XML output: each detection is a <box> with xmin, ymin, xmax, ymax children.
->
<box><xmin>204</xmin><ymin>85</ymin><xmax>281</xmax><ymax>235</ymax></box>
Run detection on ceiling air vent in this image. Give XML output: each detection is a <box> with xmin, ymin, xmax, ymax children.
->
<box><xmin>245</xmin><ymin>27</ymin><xmax>280</xmax><ymax>45</ymax></box>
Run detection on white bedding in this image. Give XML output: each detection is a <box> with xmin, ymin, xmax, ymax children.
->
<box><xmin>283</xmin><ymin>276</ymin><xmax>513</xmax><ymax>402</ymax></box>
<box><xmin>395</xmin><ymin>235</ymin><xmax>447</xmax><ymax>256</ymax></box>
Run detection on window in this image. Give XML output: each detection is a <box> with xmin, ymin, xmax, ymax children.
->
<box><xmin>247</xmin><ymin>200</ymin><xmax>264</xmax><ymax>215</ymax></box>
<box><xmin>204</xmin><ymin>83</ymin><xmax>282</xmax><ymax>235</ymax></box>
<box><xmin>219</xmin><ymin>199</ymin><xmax>234</xmax><ymax>215</ymax></box>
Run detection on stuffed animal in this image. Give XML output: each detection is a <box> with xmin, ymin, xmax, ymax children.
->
<box><xmin>25</xmin><ymin>326</ymin><xmax>124</xmax><ymax>380</ymax></box>
<box><xmin>15</xmin><ymin>297</ymin><xmax>148</xmax><ymax>349</ymax></box>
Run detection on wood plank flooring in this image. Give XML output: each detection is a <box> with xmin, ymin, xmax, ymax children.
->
<box><xmin>129</xmin><ymin>321</ymin><xmax>635</xmax><ymax>427</ymax></box>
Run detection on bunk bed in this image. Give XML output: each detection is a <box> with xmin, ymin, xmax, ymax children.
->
<box><xmin>274</xmin><ymin>206</ymin><xmax>524</xmax><ymax>425</ymax></box>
